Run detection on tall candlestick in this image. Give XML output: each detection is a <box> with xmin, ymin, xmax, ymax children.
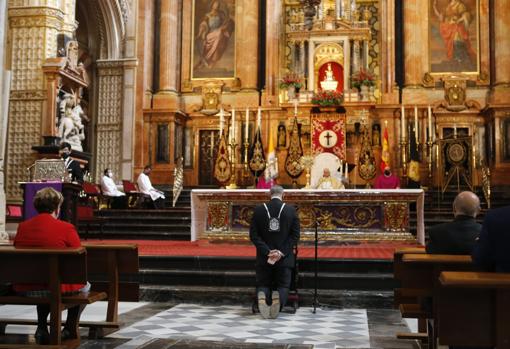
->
<box><xmin>231</xmin><ymin>108</ymin><xmax>236</xmax><ymax>143</ymax></box>
<box><xmin>414</xmin><ymin>105</ymin><xmax>418</xmax><ymax>143</ymax></box>
<box><xmin>294</xmin><ymin>99</ymin><xmax>298</xmax><ymax>116</ymax></box>
<box><xmin>401</xmin><ymin>105</ymin><xmax>406</xmax><ymax>140</ymax></box>
<box><xmin>257</xmin><ymin>107</ymin><xmax>261</xmax><ymax>130</ymax></box>
<box><xmin>245</xmin><ymin>107</ymin><xmax>249</xmax><ymax>142</ymax></box>
<box><xmin>427</xmin><ymin>105</ymin><xmax>432</xmax><ymax>142</ymax></box>
<box><xmin>219</xmin><ymin>108</ymin><xmax>224</xmax><ymax>137</ymax></box>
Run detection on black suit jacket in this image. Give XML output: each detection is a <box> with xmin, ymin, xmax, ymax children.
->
<box><xmin>426</xmin><ymin>215</ymin><xmax>481</xmax><ymax>255</ymax></box>
<box><xmin>249</xmin><ymin>198</ymin><xmax>300</xmax><ymax>268</ymax></box>
<box><xmin>473</xmin><ymin>205</ymin><xmax>510</xmax><ymax>272</ymax></box>
<box><xmin>65</xmin><ymin>158</ymin><xmax>84</xmax><ymax>183</ymax></box>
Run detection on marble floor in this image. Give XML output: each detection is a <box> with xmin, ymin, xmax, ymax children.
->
<box><xmin>0</xmin><ymin>302</ymin><xmax>419</xmax><ymax>348</ymax></box>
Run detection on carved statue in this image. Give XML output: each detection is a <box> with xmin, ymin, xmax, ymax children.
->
<box><xmin>57</xmin><ymin>93</ymin><xmax>86</xmax><ymax>152</ymax></box>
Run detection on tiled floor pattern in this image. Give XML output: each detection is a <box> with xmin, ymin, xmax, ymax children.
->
<box><xmin>110</xmin><ymin>304</ymin><xmax>370</xmax><ymax>349</ymax></box>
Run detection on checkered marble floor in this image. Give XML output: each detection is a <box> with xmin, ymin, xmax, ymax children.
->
<box><xmin>109</xmin><ymin>304</ymin><xmax>370</xmax><ymax>349</ymax></box>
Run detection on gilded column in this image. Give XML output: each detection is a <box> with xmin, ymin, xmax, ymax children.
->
<box><xmin>236</xmin><ymin>0</ymin><xmax>259</xmax><ymax>90</ymax></box>
<box><xmin>158</xmin><ymin>0</ymin><xmax>180</xmax><ymax>93</ymax></box>
<box><xmin>6</xmin><ymin>1</ymin><xmax>64</xmax><ymax>201</ymax></box>
<box><xmin>490</xmin><ymin>0</ymin><xmax>510</xmax><ymax>103</ymax></box>
<box><xmin>95</xmin><ymin>61</ymin><xmax>124</xmax><ymax>182</ymax></box>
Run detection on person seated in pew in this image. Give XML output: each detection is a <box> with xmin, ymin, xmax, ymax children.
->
<box><xmin>137</xmin><ymin>165</ymin><xmax>166</xmax><ymax>209</ymax></box>
<box><xmin>13</xmin><ymin>187</ymin><xmax>90</xmax><ymax>344</ymax></box>
<box><xmin>426</xmin><ymin>191</ymin><xmax>481</xmax><ymax>255</ymax></box>
<box><xmin>100</xmin><ymin>168</ymin><xmax>128</xmax><ymax>209</ymax></box>
<box><xmin>472</xmin><ymin>204</ymin><xmax>510</xmax><ymax>272</ymax></box>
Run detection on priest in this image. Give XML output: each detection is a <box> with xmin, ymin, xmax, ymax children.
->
<box><xmin>315</xmin><ymin>168</ymin><xmax>345</xmax><ymax>189</ymax></box>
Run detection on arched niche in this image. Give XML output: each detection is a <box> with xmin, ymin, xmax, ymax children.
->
<box><xmin>313</xmin><ymin>43</ymin><xmax>345</xmax><ymax>93</ymax></box>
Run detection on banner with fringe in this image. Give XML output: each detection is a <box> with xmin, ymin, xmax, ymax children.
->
<box><xmin>311</xmin><ymin>114</ymin><xmax>346</xmax><ymax>160</ymax></box>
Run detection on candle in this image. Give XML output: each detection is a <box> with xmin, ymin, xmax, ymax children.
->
<box><xmin>219</xmin><ymin>108</ymin><xmax>224</xmax><ymax>137</ymax></box>
<box><xmin>294</xmin><ymin>99</ymin><xmax>298</xmax><ymax>116</ymax></box>
<box><xmin>401</xmin><ymin>105</ymin><xmax>406</xmax><ymax>140</ymax></box>
<box><xmin>231</xmin><ymin>107</ymin><xmax>236</xmax><ymax>143</ymax></box>
<box><xmin>414</xmin><ymin>105</ymin><xmax>418</xmax><ymax>143</ymax></box>
<box><xmin>454</xmin><ymin>123</ymin><xmax>457</xmax><ymax>138</ymax></box>
<box><xmin>427</xmin><ymin>105</ymin><xmax>432</xmax><ymax>142</ymax></box>
<box><xmin>245</xmin><ymin>107</ymin><xmax>249</xmax><ymax>142</ymax></box>
<box><xmin>344</xmin><ymin>161</ymin><xmax>349</xmax><ymax>181</ymax></box>
<box><xmin>257</xmin><ymin>107</ymin><xmax>261</xmax><ymax>130</ymax></box>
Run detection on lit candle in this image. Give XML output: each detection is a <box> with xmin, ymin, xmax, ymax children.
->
<box><xmin>401</xmin><ymin>105</ymin><xmax>406</xmax><ymax>140</ymax></box>
<box><xmin>245</xmin><ymin>107</ymin><xmax>249</xmax><ymax>143</ymax></box>
<box><xmin>219</xmin><ymin>108</ymin><xmax>224</xmax><ymax>137</ymax></box>
<box><xmin>231</xmin><ymin>107</ymin><xmax>236</xmax><ymax>143</ymax></box>
<box><xmin>414</xmin><ymin>105</ymin><xmax>418</xmax><ymax>143</ymax></box>
<box><xmin>427</xmin><ymin>105</ymin><xmax>432</xmax><ymax>142</ymax></box>
<box><xmin>257</xmin><ymin>107</ymin><xmax>261</xmax><ymax>130</ymax></box>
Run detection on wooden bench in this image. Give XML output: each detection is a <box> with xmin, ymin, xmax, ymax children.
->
<box><xmin>0</xmin><ymin>244</ymin><xmax>139</xmax><ymax>339</ymax></box>
<box><xmin>0</xmin><ymin>246</ymin><xmax>107</xmax><ymax>347</ymax></box>
<box><xmin>437</xmin><ymin>271</ymin><xmax>510</xmax><ymax>349</ymax></box>
<box><xmin>393</xmin><ymin>252</ymin><xmax>474</xmax><ymax>347</ymax></box>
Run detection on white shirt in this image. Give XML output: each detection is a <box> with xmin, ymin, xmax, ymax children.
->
<box><xmin>137</xmin><ymin>173</ymin><xmax>165</xmax><ymax>201</ymax></box>
<box><xmin>100</xmin><ymin>175</ymin><xmax>125</xmax><ymax>197</ymax></box>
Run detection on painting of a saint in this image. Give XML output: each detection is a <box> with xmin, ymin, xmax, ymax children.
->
<box><xmin>429</xmin><ymin>0</ymin><xmax>478</xmax><ymax>73</ymax></box>
<box><xmin>192</xmin><ymin>0</ymin><xmax>235</xmax><ymax>79</ymax></box>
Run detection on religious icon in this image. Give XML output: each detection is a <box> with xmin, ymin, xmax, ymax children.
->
<box><xmin>277</xmin><ymin>124</ymin><xmax>287</xmax><ymax>148</ymax></box>
<box><xmin>372</xmin><ymin>124</ymin><xmax>381</xmax><ymax>147</ymax></box>
<box><xmin>192</xmin><ymin>0</ymin><xmax>236</xmax><ymax>79</ymax></box>
<box><xmin>429</xmin><ymin>0</ymin><xmax>478</xmax><ymax>73</ymax></box>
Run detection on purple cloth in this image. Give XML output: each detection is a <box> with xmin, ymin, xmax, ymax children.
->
<box><xmin>23</xmin><ymin>182</ymin><xmax>62</xmax><ymax>220</ymax></box>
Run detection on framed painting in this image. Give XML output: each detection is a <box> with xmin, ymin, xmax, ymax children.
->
<box><xmin>191</xmin><ymin>0</ymin><xmax>236</xmax><ymax>80</ymax></box>
<box><xmin>429</xmin><ymin>0</ymin><xmax>479</xmax><ymax>74</ymax></box>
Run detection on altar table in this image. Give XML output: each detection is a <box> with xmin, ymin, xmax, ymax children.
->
<box><xmin>191</xmin><ymin>189</ymin><xmax>425</xmax><ymax>245</ymax></box>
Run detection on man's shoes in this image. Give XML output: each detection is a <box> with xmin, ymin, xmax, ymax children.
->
<box><xmin>270</xmin><ymin>291</ymin><xmax>280</xmax><ymax>319</ymax></box>
<box><xmin>257</xmin><ymin>291</ymin><xmax>271</xmax><ymax>319</ymax></box>
<box><xmin>34</xmin><ymin>327</ymin><xmax>50</xmax><ymax>345</ymax></box>
<box><xmin>61</xmin><ymin>327</ymin><xmax>78</xmax><ymax>341</ymax></box>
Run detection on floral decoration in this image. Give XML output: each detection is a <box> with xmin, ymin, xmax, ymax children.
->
<box><xmin>351</xmin><ymin>68</ymin><xmax>375</xmax><ymax>90</ymax></box>
<box><xmin>280</xmin><ymin>73</ymin><xmax>302</xmax><ymax>89</ymax></box>
<box><xmin>311</xmin><ymin>90</ymin><xmax>344</xmax><ymax>106</ymax></box>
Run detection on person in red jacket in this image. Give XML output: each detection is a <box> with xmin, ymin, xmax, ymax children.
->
<box><xmin>14</xmin><ymin>187</ymin><xmax>89</xmax><ymax>344</ymax></box>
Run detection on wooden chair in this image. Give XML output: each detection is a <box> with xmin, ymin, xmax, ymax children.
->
<box><xmin>122</xmin><ymin>180</ymin><xmax>150</xmax><ymax>208</ymax></box>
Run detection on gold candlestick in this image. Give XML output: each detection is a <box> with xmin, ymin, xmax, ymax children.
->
<box><xmin>427</xmin><ymin>140</ymin><xmax>433</xmax><ymax>184</ymax></box>
<box><xmin>226</xmin><ymin>140</ymin><xmax>238</xmax><ymax>189</ymax></box>
<box><xmin>400</xmin><ymin>139</ymin><xmax>408</xmax><ymax>180</ymax></box>
<box><xmin>300</xmin><ymin>155</ymin><xmax>314</xmax><ymax>189</ymax></box>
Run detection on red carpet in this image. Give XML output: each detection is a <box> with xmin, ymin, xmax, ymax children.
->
<box><xmin>85</xmin><ymin>240</ymin><xmax>421</xmax><ymax>260</ymax></box>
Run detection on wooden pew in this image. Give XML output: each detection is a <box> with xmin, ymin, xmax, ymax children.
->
<box><xmin>394</xmin><ymin>252</ymin><xmax>474</xmax><ymax>346</ymax></box>
<box><xmin>437</xmin><ymin>271</ymin><xmax>510</xmax><ymax>349</ymax></box>
<box><xmin>0</xmin><ymin>246</ymin><xmax>107</xmax><ymax>347</ymax></box>
<box><xmin>0</xmin><ymin>244</ymin><xmax>139</xmax><ymax>339</ymax></box>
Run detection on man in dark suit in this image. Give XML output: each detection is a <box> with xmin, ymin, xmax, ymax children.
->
<box><xmin>473</xmin><ymin>205</ymin><xmax>510</xmax><ymax>272</ymax></box>
<box><xmin>426</xmin><ymin>191</ymin><xmax>481</xmax><ymax>255</ymax></box>
<box><xmin>59</xmin><ymin>142</ymin><xmax>83</xmax><ymax>183</ymax></box>
<box><xmin>250</xmin><ymin>185</ymin><xmax>300</xmax><ymax>319</ymax></box>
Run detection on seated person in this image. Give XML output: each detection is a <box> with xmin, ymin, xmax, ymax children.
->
<box><xmin>472</xmin><ymin>204</ymin><xmax>510</xmax><ymax>272</ymax></box>
<box><xmin>100</xmin><ymin>168</ymin><xmax>128</xmax><ymax>209</ymax></box>
<box><xmin>315</xmin><ymin>168</ymin><xmax>344</xmax><ymax>189</ymax></box>
<box><xmin>374</xmin><ymin>166</ymin><xmax>400</xmax><ymax>189</ymax></box>
<box><xmin>59</xmin><ymin>142</ymin><xmax>83</xmax><ymax>183</ymax></box>
<box><xmin>137</xmin><ymin>165</ymin><xmax>165</xmax><ymax>209</ymax></box>
<box><xmin>256</xmin><ymin>168</ymin><xmax>275</xmax><ymax>189</ymax></box>
<box><xmin>426</xmin><ymin>191</ymin><xmax>481</xmax><ymax>254</ymax></box>
<box><xmin>14</xmin><ymin>187</ymin><xmax>90</xmax><ymax>344</ymax></box>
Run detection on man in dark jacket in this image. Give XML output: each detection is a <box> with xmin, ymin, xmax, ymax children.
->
<box><xmin>59</xmin><ymin>142</ymin><xmax>83</xmax><ymax>183</ymax></box>
<box><xmin>426</xmin><ymin>191</ymin><xmax>481</xmax><ymax>254</ymax></box>
<box><xmin>250</xmin><ymin>185</ymin><xmax>300</xmax><ymax>319</ymax></box>
<box><xmin>472</xmin><ymin>205</ymin><xmax>510</xmax><ymax>272</ymax></box>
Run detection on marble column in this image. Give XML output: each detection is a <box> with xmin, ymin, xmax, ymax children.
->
<box><xmin>236</xmin><ymin>0</ymin><xmax>259</xmax><ymax>90</ymax></box>
<box><xmin>403</xmin><ymin>0</ymin><xmax>428</xmax><ymax>87</ymax></box>
<box><xmin>158</xmin><ymin>0</ymin><xmax>180</xmax><ymax>93</ymax></box>
<box><xmin>264</xmin><ymin>0</ymin><xmax>282</xmax><ymax>105</ymax></box>
<box><xmin>380</xmin><ymin>0</ymin><xmax>398</xmax><ymax>103</ymax></box>
<box><xmin>0</xmin><ymin>0</ymin><xmax>9</xmax><ymax>240</ymax></box>
<box><xmin>352</xmin><ymin>40</ymin><xmax>360</xmax><ymax>74</ymax></box>
<box><xmin>491</xmin><ymin>0</ymin><xmax>510</xmax><ymax>103</ymax></box>
<box><xmin>290</xmin><ymin>41</ymin><xmax>296</xmax><ymax>72</ymax></box>
<box><xmin>299</xmin><ymin>41</ymin><xmax>306</xmax><ymax>76</ymax></box>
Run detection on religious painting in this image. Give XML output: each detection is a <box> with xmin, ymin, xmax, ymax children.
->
<box><xmin>429</xmin><ymin>0</ymin><xmax>479</xmax><ymax>74</ymax></box>
<box><xmin>192</xmin><ymin>0</ymin><xmax>236</xmax><ymax>79</ymax></box>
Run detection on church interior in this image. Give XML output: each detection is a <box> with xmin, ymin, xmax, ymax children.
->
<box><xmin>0</xmin><ymin>0</ymin><xmax>510</xmax><ymax>348</ymax></box>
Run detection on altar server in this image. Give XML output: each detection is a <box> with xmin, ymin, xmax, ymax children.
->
<box><xmin>137</xmin><ymin>165</ymin><xmax>165</xmax><ymax>209</ymax></box>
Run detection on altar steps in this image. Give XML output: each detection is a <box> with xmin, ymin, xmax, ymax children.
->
<box><xmin>138</xmin><ymin>256</ymin><xmax>395</xmax><ymax>308</ymax></box>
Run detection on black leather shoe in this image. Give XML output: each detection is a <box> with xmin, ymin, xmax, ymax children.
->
<box><xmin>34</xmin><ymin>327</ymin><xmax>50</xmax><ymax>345</ymax></box>
<box><xmin>61</xmin><ymin>327</ymin><xmax>78</xmax><ymax>340</ymax></box>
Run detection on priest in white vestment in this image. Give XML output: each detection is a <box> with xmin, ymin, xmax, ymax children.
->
<box><xmin>100</xmin><ymin>169</ymin><xmax>128</xmax><ymax>209</ymax></box>
<box><xmin>315</xmin><ymin>168</ymin><xmax>345</xmax><ymax>190</ymax></box>
<box><xmin>137</xmin><ymin>165</ymin><xmax>166</xmax><ymax>208</ymax></box>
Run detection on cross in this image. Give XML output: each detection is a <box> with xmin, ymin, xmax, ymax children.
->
<box><xmin>324</xmin><ymin>131</ymin><xmax>333</xmax><ymax>146</ymax></box>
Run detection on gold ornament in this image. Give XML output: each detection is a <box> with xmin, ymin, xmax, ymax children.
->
<box><xmin>213</xmin><ymin>133</ymin><xmax>232</xmax><ymax>186</ymax></box>
<box><xmin>285</xmin><ymin>116</ymin><xmax>304</xmax><ymax>178</ymax></box>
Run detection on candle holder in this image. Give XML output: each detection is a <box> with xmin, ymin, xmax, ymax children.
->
<box><xmin>400</xmin><ymin>139</ymin><xmax>408</xmax><ymax>180</ymax></box>
<box><xmin>226</xmin><ymin>140</ymin><xmax>238</xmax><ymax>189</ymax></box>
<box><xmin>427</xmin><ymin>140</ymin><xmax>433</xmax><ymax>184</ymax></box>
<box><xmin>299</xmin><ymin>155</ymin><xmax>314</xmax><ymax>189</ymax></box>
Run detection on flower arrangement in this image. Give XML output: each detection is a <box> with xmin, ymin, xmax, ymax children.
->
<box><xmin>311</xmin><ymin>90</ymin><xmax>344</xmax><ymax>106</ymax></box>
<box><xmin>280</xmin><ymin>73</ymin><xmax>302</xmax><ymax>89</ymax></box>
<box><xmin>351</xmin><ymin>68</ymin><xmax>375</xmax><ymax>90</ymax></box>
